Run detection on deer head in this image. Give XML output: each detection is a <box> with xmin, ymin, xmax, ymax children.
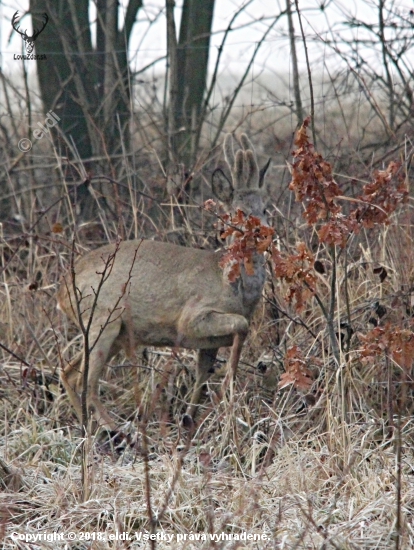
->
<box><xmin>12</xmin><ymin>11</ymin><xmax>49</xmax><ymax>55</ymax></box>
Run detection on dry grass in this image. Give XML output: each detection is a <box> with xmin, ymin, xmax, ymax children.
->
<box><xmin>1</xmin><ymin>119</ymin><xmax>414</xmax><ymax>549</ymax></box>
<box><xmin>1</xmin><ymin>400</ymin><xmax>413</xmax><ymax>548</ymax></box>
<box><xmin>1</xmin><ymin>217</ymin><xmax>414</xmax><ymax>549</ymax></box>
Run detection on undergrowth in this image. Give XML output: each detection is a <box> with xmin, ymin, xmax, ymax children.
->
<box><xmin>0</xmin><ymin>121</ymin><xmax>414</xmax><ymax>549</ymax></box>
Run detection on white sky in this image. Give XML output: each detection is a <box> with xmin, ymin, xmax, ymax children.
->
<box><xmin>2</xmin><ymin>1</ymin><xmax>411</xmax><ymax>68</ymax></box>
<box><xmin>0</xmin><ymin>0</ymin><xmax>412</xmax><ymax>102</ymax></box>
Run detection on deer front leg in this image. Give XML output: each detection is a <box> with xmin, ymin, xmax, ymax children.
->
<box><xmin>227</xmin><ymin>332</ymin><xmax>247</xmax><ymax>380</ymax></box>
<box><xmin>185</xmin><ymin>348</ymin><xmax>219</xmax><ymax>420</ymax></box>
<box><xmin>182</xmin><ymin>311</ymin><xmax>249</xmax><ymax>424</ymax></box>
<box><xmin>224</xmin><ymin>332</ymin><xmax>247</xmax><ymax>402</ymax></box>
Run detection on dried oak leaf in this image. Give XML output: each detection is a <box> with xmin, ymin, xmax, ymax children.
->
<box><xmin>279</xmin><ymin>345</ymin><xmax>314</xmax><ymax>392</ymax></box>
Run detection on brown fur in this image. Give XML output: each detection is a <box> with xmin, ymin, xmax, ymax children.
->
<box><xmin>58</xmin><ymin>134</ymin><xmax>271</xmax><ymax>430</ymax></box>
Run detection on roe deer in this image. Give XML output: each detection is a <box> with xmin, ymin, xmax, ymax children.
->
<box><xmin>57</xmin><ymin>134</ymin><xmax>271</xmax><ymax>430</ymax></box>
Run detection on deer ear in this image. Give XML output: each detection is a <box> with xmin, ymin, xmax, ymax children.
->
<box><xmin>258</xmin><ymin>158</ymin><xmax>271</xmax><ymax>188</ymax></box>
<box><xmin>212</xmin><ymin>168</ymin><xmax>234</xmax><ymax>204</ymax></box>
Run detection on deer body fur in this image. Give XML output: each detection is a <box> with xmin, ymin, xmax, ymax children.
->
<box><xmin>57</xmin><ymin>134</ymin><xmax>271</xmax><ymax>430</ymax></box>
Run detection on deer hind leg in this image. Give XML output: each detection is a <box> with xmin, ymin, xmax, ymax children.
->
<box><xmin>60</xmin><ymin>350</ymin><xmax>84</xmax><ymax>422</ymax></box>
<box><xmin>85</xmin><ymin>317</ymin><xmax>123</xmax><ymax>431</ymax></box>
<box><xmin>61</xmin><ymin>317</ymin><xmax>123</xmax><ymax>431</ymax></box>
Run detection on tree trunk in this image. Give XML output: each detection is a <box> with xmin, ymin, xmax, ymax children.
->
<box><xmin>30</xmin><ymin>0</ymin><xmax>94</xmax><ymax>159</ymax></box>
<box><xmin>286</xmin><ymin>0</ymin><xmax>303</xmax><ymax>127</ymax></box>
<box><xmin>168</xmin><ymin>0</ymin><xmax>215</xmax><ymax>171</ymax></box>
<box><xmin>31</xmin><ymin>0</ymin><xmax>141</xmax><ymax>160</ymax></box>
<box><xmin>166</xmin><ymin>0</ymin><xmax>179</xmax><ymax>164</ymax></box>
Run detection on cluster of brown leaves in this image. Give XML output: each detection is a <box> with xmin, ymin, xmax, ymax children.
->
<box><xmin>289</xmin><ymin>117</ymin><xmax>408</xmax><ymax>248</ymax></box>
<box><xmin>358</xmin><ymin>323</ymin><xmax>414</xmax><ymax>373</ymax></box>
<box><xmin>215</xmin><ymin>124</ymin><xmax>408</xmax><ymax>397</ymax></box>
<box><xmin>289</xmin><ymin>118</ymin><xmax>341</xmax><ymax>224</ymax></box>
<box><xmin>356</xmin><ymin>161</ymin><xmax>407</xmax><ymax>227</ymax></box>
<box><xmin>272</xmin><ymin>242</ymin><xmax>316</xmax><ymax>312</ymax></box>
<box><xmin>219</xmin><ymin>210</ymin><xmax>274</xmax><ymax>282</ymax></box>
<box><xmin>278</xmin><ymin>345</ymin><xmax>319</xmax><ymax>392</ymax></box>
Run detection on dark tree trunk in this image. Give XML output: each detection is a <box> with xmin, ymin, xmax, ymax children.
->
<box><xmin>30</xmin><ymin>0</ymin><xmax>142</xmax><ymax>160</ymax></box>
<box><xmin>30</xmin><ymin>0</ymin><xmax>94</xmax><ymax>159</ymax></box>
<box><xmin>169</xmin><ymin>0</ymin><xmax>215</xmax><ymax>170</ymax></box>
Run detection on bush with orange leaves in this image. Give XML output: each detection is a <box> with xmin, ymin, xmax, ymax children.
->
<box><xmin>290</xmin><ymin>117</ymin><xmax>407</xmax><ymax>248</ymax></box>
<box><xmin>216</xmin><ymin>118</ymin><xmax>409</xmax><ymax>398</ymax></box>
<box><xmin>218</xmin><ymin>209</ymin><xmax>274</xmax><ymax>282</ymax></box>
<box><xmin>278</xmin><ymin>346</ymin><xmax>322</xmax><ymax>392</ymax></box>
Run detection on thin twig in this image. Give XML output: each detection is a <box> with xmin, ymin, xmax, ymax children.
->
<box><xmin>294</xmin><ymin>0</ymin><xmax>316</xmax><ymax>146</ymax></box>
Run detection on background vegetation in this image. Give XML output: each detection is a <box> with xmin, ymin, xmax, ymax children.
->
<box><xmin>0</xmin><ymin>0</ymin><xmax>414</xmax><ymax>548</ymax></box>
